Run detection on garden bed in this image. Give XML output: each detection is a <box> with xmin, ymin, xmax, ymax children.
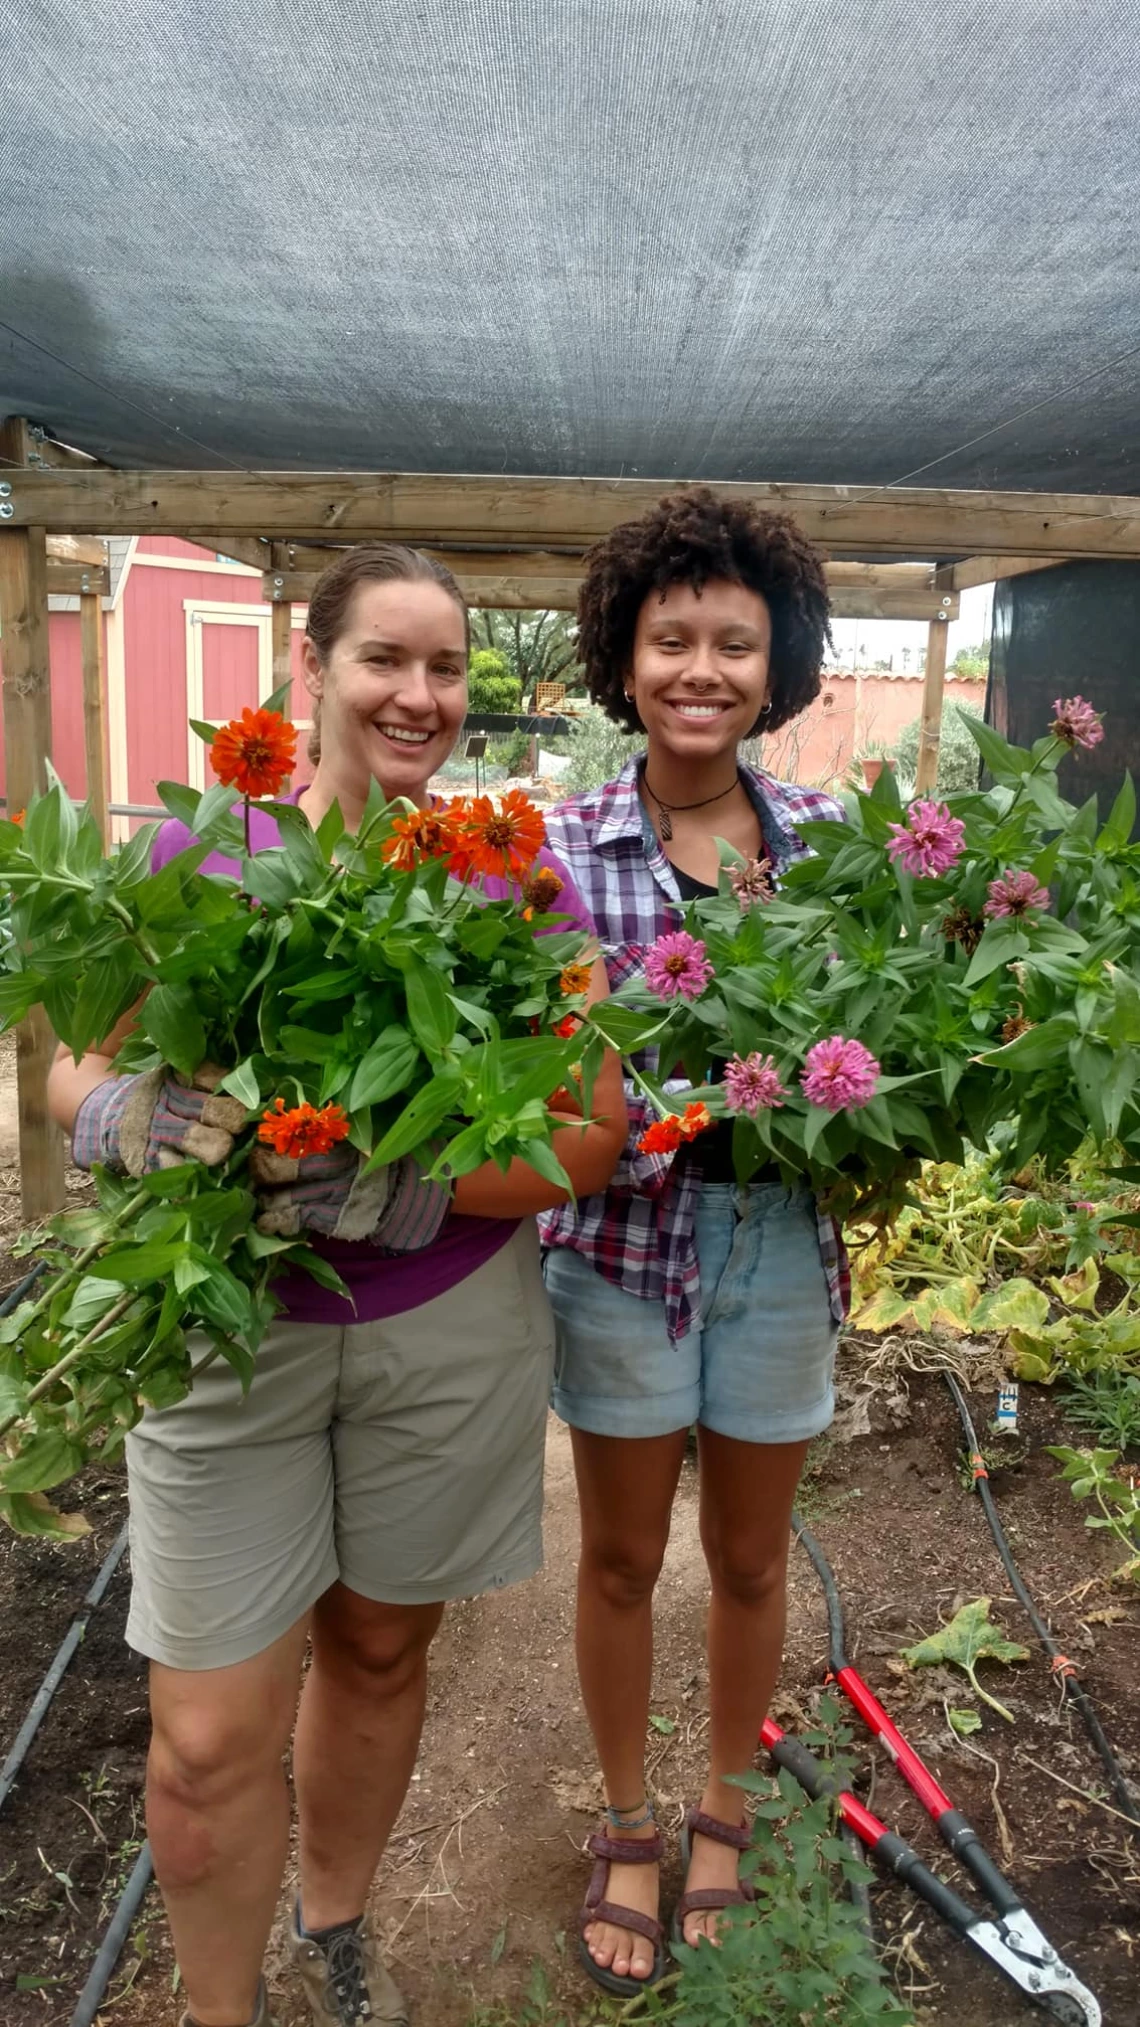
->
<box><xmin>1</xmin><ymin>1351</ymin><xmax>1136</xmax><ymax>2027</ymax></box>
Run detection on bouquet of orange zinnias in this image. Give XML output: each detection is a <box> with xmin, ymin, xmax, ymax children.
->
<box><xmin>0</xmin><ymin>690</ymin><xmax>600</xmax><ymax>1534</ymax></box>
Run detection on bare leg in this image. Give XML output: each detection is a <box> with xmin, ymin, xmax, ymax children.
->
<box><xmin>293</xmin><ymin>1582</ymin><xmax>444</xmax><ymax>1931</ymax></box>
<box><xmin>146</xmin><ymin>1618</ymin><xmax>310</xmax><ymax>2027</ymax></box>
<box><xmin>571</xmin><ymin>1426</ymin><xmax>689</xmax><ymax>1980</ymax></box>
<box><xmin>682</xmin><ymin>1428</ymin><xmax>810</xmax><ymax>1945</ymax></box>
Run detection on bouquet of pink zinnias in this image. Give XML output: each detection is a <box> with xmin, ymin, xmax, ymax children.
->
<box><xmin>590</xmin><ymin>699</ymin><xmax>1140</xmax><ymax>1225</ymax></box>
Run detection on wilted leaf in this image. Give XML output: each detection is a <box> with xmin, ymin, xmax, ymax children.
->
<box><xmin>948</xmin><ymin>1707</ymin><xmax>983</xmax><ymax>1737</ymax></box>
<box><xmin>1046</xmin><ymin>1257</ymin><xmax>1101</xmax><ymax>1314</ymax></box>
<box><xmin>971</xmin><ymin>1279</ymin><xmax>1051</xmax><ymax>1334</ymax></box>
<box><xmin>904</xmin><ymin>1599</ymin><xmax>1029</xmax><ymax>1722</ymax></box>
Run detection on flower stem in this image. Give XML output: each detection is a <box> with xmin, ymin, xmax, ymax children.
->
<box><xmin>104</xmin><ymin>896</ymin><xmax>161</xmax><ymax>970</ymax></box>
<box><xmin>0</xmin><ymin>1289</ymin><xmax>140</xmax><ymax>1438</ymax></box>
<box><xmin>7</xmin><ymin>1188</ymin><xmax>149</xmax><ymax>1341</ymax></box>
<box><xmin>243</xmin><ymin>793</ymin><xmax>252</xmax><ymax>858</ymax></box>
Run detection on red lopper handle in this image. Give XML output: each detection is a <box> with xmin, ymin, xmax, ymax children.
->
<box><xmin>836</xmin><ymin>1664</ymin><xmax>953</xmax><ymax>1821</ymax></box>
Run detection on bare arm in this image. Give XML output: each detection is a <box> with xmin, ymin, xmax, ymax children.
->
<box><xmin>47</xmin><ymin>1003</ymin><xmax>144</xmax><ymax>1134</ymax></box>
<box><xmin>452</xmin><ymin>954</ymin><xmax>627</xmax><ymax>1218</ymax></box>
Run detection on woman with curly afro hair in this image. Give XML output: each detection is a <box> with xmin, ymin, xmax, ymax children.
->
<box><xmin>541</xmin><ymin>488</ymin><xmax>850</xmax><ymax>1995</ymax></box>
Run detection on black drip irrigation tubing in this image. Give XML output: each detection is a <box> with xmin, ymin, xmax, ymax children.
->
<box><xmin>943</xmin><ymin>1371</ymin><xmax>1140</xmax><ymax>1830</ymax></box>
<box><xmin>0</xmin><ymin>1254</ymin><xmax>155</xmax><ymax>2022</ymax></box>
<box><xmin>790</xmin><ymin>1511</ymin><xmax>874</xmax><ymax>1935</ymax></box>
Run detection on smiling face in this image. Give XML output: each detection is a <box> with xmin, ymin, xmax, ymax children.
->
<box><xmin>627</xmin><ymin>577</ymin><xmax>772</xmax><ymax>765</ymax></box>
<box><xmin>302</xmin><ymin>577</ymin><xmax>468</xmax><ymax>803</ymax></box>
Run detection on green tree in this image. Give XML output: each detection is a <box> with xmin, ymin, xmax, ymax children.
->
<box><xmin>892</xmin><ymin>700</ymin><xmax>982</xmax><ymax>794</ymax></box>
<box><xmin>470</xmin><ymin>609</ymin><xmax>584</xmax><ymax>702</ymax></box>
<box><xmin>467</xmin><ymin>649</ymin><xmax>522</xmax><ymax>714</ymax></box>
<box><xmin>952</xmin><ymin>639</ymin><xmax>992</xmax><ymax>679</ymax></box>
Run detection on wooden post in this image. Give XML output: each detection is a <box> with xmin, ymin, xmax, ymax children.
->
<box><xmin>79</xmin><ymin>588</ymin><xmax>110</xmax><ymax>845</ymax></box>
<box><xmin>0</xmin><ymin>523</ymin><xmax>67</xmax><ymax>1218</ymax></box>
<box><xmin>270</xmin><ymin>594</ymin><xmax>293</xmax><ymax>697</ymax></box>
<box><xmin>914</xmin><ymin>614</ymin><xmax>950</xmax><ymax>794</ymax></box>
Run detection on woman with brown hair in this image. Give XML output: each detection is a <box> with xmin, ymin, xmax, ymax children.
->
<box><xmin>48</xmin><ymin>545</ymin><xmax>628</xmax><ymax>2027</ymax></box>
<box><xmin>541</xmin><ymin>489</ymin><xmax>848</xmax><ymax>1994</ymax></box>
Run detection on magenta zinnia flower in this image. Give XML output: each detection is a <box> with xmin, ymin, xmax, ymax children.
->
<box><xmin>1050</xmin><ymin>696</ymin><xmax>1104</xmax><ymax>750</ymax></box>
<box><xmin>886</xmin><ymin>800</ymin><xmax>966</xmax><ymax>879</ymax></box>
<box><xmin>642</xmin><ymin>930</ymin><xmax>714</xmax><ymax>1001</ymax></box>
<box><xmin>729</xmin><ymin>856</ymin><xmax>775</xmax><ymax>910</ymax></box>
<box><xmin>983</xmin><ymin>868</ymin><xmax>1050</xmax><ymax>920</ymax></box>
<box><xmin>801</xmin><ymin>1035</ymin><xmax>880</xmax><ymax>1112</ymax></box>
<box><xmin>723</xmin><ymin>1052</ymin><xmax>786</xmax><ymax>1114</ymax></box>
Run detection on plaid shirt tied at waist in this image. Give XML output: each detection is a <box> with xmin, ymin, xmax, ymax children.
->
<box><xmin>539</xmin><ymin>757</ymin><xmax>851</xmax><ymax>1343</ymax></box>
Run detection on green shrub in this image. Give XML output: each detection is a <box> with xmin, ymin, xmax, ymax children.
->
<box><xmin>469</xmin><ymin>650</ymin><xmax>523</xmax><ymax>715</ymax></box>
<box><xmin>891</xmin><ymin>700</ymin><xmax>982</xmax><ymax>795</ymax></box>
<box><xmin>562</xmin><ymin>707</ymin><xmax>644</xmax><ymax>795</ymax></box>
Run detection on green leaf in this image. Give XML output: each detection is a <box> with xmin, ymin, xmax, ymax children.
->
<box><xmin>157</xmin><ymin>780</ymin><xmax>203</xmax><ymax>829</ymax></box>
<box><xmin>802</xmin><ymin>1105</ymin><xmax>832</xmax><ymax>1161</ymax></box>
<box><xmin>964</xmin><ymin>922</ymin><xmax>1030</xmax><ymax>986</ymax></box>
<box><xmin>0</xmin><ymin>1492</ymin><xmax>92</xmax><ymax>1538</ymax></box>
<box><xmin>142</xmin><ymin>983</ymin><xmax>207</xmax><ymax>1076</ymax></box>
<box><xmin>369</xmin><ymin>1067</ymin><xmax>465</xmax><ymax>1168</ymax></box>
<box><xmin>1099</xmin><ymin>771</ymin><xmax>1136</xmax><ymax>850</ymax></box>
<box><xmin>648</xmin><ymin>1713</ymin><xmax>677</xmax><ymax>1735</ymax></box>
<box><xmin>404</xmin><ymin>958</ymin><xmax>457</xmax><ymax>1055</ymax></box>
<box><xmin>903</xmin><ymin>1599</ymin><xmax>1029</xmax><ymax>1722</ymax></box>
<box><xmin>0</xmin><ymin>1429</ymin><xmax>86</xmax><ymax>1495</ymax></box>
<box><xmin>520</xmin><ymin>1136</ymin><xmax>575</xmax><ymax>1198</ymax></box>
<box><xmin>87</xmin><ymin>1241</ymin><xmax>186</xmax><ymax>1286</ymax></box>
<box><xmin>189</xmin><ymin>715</ymin><xmax>218</xmax><ymax>746</ymax></box>
<box><xmin>966</xmin><ymin>718</ymin><xmax>1032</xmax><ymax>781</ymax></box>
<box><xmin>971</xmin><ymin>1279</ymin><xmax>1051</xmax><ymax>1333</ymax></box>
<box><xmin>975</xmin><ymin>1014</ymin><xmax>1077</xmax><ymax>1070</ymax></box>
<box><xmin>217</xmin><ymin>1058</ymin><xmax>261</xmax><ymax>1110</ymax></box>
<box><xmin>348</xmin><ymin>1026</ymin><xmax>421</xmax><ymax>1110</ymax></box>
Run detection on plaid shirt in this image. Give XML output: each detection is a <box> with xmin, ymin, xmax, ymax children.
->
<box><xmin>539</xmin><ymin>757</ymin><xmax>851</xmax><ymax>1343</ymax></box>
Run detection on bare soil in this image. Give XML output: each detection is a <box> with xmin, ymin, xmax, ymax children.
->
<box><xmin>0</xmin><ymin>1025</ymin><xmax>1137</xmax><ymax>2026</ymax></box>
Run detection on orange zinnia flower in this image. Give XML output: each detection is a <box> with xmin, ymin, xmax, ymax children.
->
<box><xmin>638</xmin><ymin>1116</ymin><xmax>685</xmax><ymax>1155</ymax></box>
<box><xmin>522</xmin><ymin>866</ymin><xmax>564</xmax><ymax>912</ymax></box>
<box><xmin>636</xmin><ymin>1102</ymin><xmax>713</xmax><ymax>1156</ymax></box>
<box><xmin>457</xmin><ymin>790</ymin><xmax>546</xmax><ymax>881</ymax></box>
<box><xmin>551</xmin><ymin>1013</ymin><xmax>580</xmax><ymax>1040</ymax></box>
<box><xmin>258</xmin><ymin>1098</ymin><xmax>351</xmax><ymax>1160</ymax></box>
<box><xmin>559</xmin><ymin>962</ymin><xmax>593</xmax><ymax>997</ymax></box>
<box><xmin>210</xmin><ymin>708</ymin><xmax>297</xmax><ymax>798</ymax></box>
<box><xmin>9</xmin><ymin>809</ymin><xmax>24</xmax><ymax>827</ymax></box>
<box><xmin>382</xmin><ymin>806</ymin><xmax>463</xmax><ymax>871</ymax></box>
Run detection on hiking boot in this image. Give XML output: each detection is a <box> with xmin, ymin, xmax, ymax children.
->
<box><xmin>288</xmin><ymin>1910</ymin><xmax>409</xmax><ymax>2026</ymax></box>
<box><xmin>179</xmin><ymin>1978</ymin><xmax>277</xmax><ymax>2027</ymax></box>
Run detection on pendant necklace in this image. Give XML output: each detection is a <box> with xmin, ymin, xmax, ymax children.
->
<box><xmin>642</xmin><ymin>772</ymin><xmax>740</xmax><ymax>842</ymax></box>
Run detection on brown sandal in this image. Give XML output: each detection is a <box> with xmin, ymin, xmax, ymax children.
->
<box><xmin>671</xmin><ymin>1808</ymin><xmax>755</xmax><ymax>1953</ymax></box>
<box><xmin>579</xmin><ymin>1824</ymin><xmax>668</xmax><ymax>1996</ymax></box>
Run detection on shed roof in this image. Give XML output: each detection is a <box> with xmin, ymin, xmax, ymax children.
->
<box><xmin>3</xmin><ymin>3</ymin><xmax>1138</xmax><ymax>489</ymax></box>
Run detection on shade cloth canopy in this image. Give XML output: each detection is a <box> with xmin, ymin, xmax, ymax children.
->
<box><xmin>2</xmin><ymin>2</ymin><xmax>1137</xmax><ymax>486</ymax></box>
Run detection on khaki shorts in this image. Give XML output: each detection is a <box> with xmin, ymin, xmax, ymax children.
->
<box><xmin>125</xmin><ymin>1224</ymin><xmax>554</xmax><ymax>1671</ymax></box>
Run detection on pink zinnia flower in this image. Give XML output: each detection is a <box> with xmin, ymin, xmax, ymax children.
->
<box><xmin>723</xmin><ymin>1052</ymin><xmax>786</xmax><ymax>1114</ymax></box>
<box><xmin>642</xmin><ymin>930</ymin><xmax>714</xmax><ymax>1001</ymax></box>
<box><xmin>1050</xmin><ymin>696</ymin><xmax>1104</xmax><ymax>750</ymax></box>
<box><xmin>801</xmin><ymin>1035</ymin><xmax>880</xmax><ymax>1112</ymax></box>
<box><xmin>729</xmin><ymin>856</ymin><xmax>775</xmax><ymax>910</ymax></box>
<box><xmin>885</xmin><ymin>800</ymin><xmax>966</xmax><ymax>879</ymax></box>
<box><xmin>983</xmin><ymin>869</ymin><xmax>1050</xmax><ymax>920</ymax></box>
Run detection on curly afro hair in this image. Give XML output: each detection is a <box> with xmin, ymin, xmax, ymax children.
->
<box><xmin>576</xmin><ymin>486</ymin><xmax>833</xmax><ymax>736</ymax></box>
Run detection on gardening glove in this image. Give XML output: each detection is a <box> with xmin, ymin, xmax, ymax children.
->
<box><xmin>71</xmin><ymin>1065</ymin><xmax>248</xmax><ymax>1176</ymax></box>
<box><xmin>250</xmin><ymin>1142</ymin><xmax>452</xmax><ymax>1250</ymax></box>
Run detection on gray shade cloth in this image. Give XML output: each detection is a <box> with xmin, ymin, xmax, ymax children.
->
<box><xmin>3</xmin><ymin>2</ymin><xmax>1139</xmax><ymax>487</ymax></box>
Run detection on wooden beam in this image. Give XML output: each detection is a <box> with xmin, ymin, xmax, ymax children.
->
<box><xmin>950</xmin><ymin>554</ymin><xmax>1069</xmax><ymax>593</ymax></box>
<box><xmin>914</xmin><ymin>616</ymin><xmax>951</xmax><ymax>794</ymax></box>
<box><xmin>8</xmin><ymin>469</ymin><xmax>1140</xmax><ymax>561</ymax></box>
<box><xmin>0</xmin><ymin>524</ymin><xmax>67</xmax><ymax>1218</ymax></box>
<box><xmin>80</xmin><ymin>589</ymin><xmax>110</xmax><ymax>846</ymax></box>
<box><xmin>829</xmin><ymin>588</ymin><xmax>959</xmax><ymax>621</ymax></box>
<box><xmin>184</xmin><ymin>533</ymin><xmax>272</xmax><ymax>571</ymax></box>
<box><xmin>47</xmin><ymin>563</ymin><xmax>110</xmax><ymax>596</ymax></box>
<box><xmin>46</xmin><ymin>534</ymin><xmax>108</xmax><ymax>570</ymax></box>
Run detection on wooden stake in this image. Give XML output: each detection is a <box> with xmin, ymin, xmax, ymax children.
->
<box><xmin>0</xmin><ymin>524</ymin><xmax>67</xmax><ymax>1218</ymax></box>
<box><xmin>270</xmin><ymin>596</ymin><xmax>293</xmax><ymax>696</ymax></box>
<box><xmin>915</xmin><ymin>615</ymin><xmax>950</xmax><ymax>794</ymax></box>
<box><xmin>79</xmin><ymin>589</ymin><xmax>110</xmax><ymax>845</ymax></box>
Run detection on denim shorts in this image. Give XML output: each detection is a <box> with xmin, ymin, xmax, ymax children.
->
<box><xmin>544</xmin><ymin>1183</ymin><xmax>837</xmax><ymax>1444</ymax></box>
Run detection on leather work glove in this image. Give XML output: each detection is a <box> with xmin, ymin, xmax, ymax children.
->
<box><xmin>250</xmin><ymin>1142</ymin><xmax>452</xmax><ymax>1251</ymax></box>
<box><xmin>71</xmin><ymin>1065</ymin><xmax>248</xmax><ymax>1176</ymax></box>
